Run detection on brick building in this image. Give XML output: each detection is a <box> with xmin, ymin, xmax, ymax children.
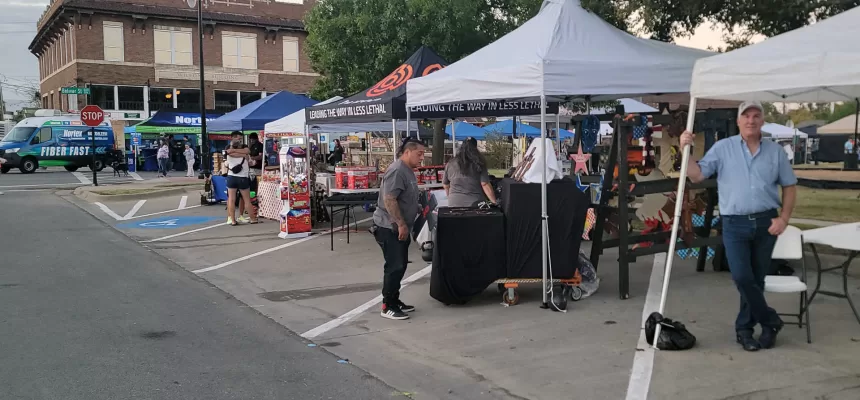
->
<box><xmin>30</xmin><ymin>0</ymin><xmax>319</xmax><ymax>125</ymax></box>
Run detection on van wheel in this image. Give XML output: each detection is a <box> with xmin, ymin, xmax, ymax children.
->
<box><xmin>1</xmin><ymin>166</ymin><xmax>10</xmax><ymax>174</ymax></box>
<box><xmin>19</xmin><ymin>157</ymin><xmax>38</xmax><ymax>174</ymax></box>
<box><xmin>64</xmin><ymin>165</ymin><xmax>80</xmax><ymax>172</ymax></box>
<box><xmin>89</xmin><ymin>159</ymin><xmax>105</xmax><ymax>172</ymax></box>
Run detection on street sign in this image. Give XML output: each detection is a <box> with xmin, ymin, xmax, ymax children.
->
<box><xmin>61</xmin><ymin>87</ymin><xmax>91</xmax><ymax>95</ymax></box>
<box><xmin>124</xmin><ymin>112</ymin><xmax>141</xmax><ymax>119</ymax></box>
<box><xmin>131</xmin><ymin>132</ymin><xmax>142</xmax><ymax>146</ymax></box>
<box><xmin>80</xmin><ymin>105</ymin><xmax>105</xmax><ymax>127</ymax></box>
<box><xmin>118</xmin><ymin>216</ymin><xmax>223</xmax><ymax>230</ymax></box>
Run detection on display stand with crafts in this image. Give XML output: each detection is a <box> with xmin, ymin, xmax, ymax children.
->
<box><xmin>577</xmin><ymin>106</ymin><xmax>733</xmax><ymax>299</ymax></box>
<box><xmin>277</xmin><ymin>146</ymin><xmax>312</xmax><ymax>239</ymax></box>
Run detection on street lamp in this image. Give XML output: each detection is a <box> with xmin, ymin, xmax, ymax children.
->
<box><xmin>188</xmin><ymin>0</ymin><xmax>210</xmax><ymax>179</ymax></box>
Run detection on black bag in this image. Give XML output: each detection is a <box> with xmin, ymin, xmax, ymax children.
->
<box><xmin>230</xmin><ymin>158</ymin><xmax>245</xmax><ymax>174</ymax></box>
<box><xmin>645</xmin><ymin>312</ymin><xmax>696</xmax><ymax>351</ymax></box>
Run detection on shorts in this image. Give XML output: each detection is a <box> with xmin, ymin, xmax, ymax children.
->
<box><xmin>226</xmin><ymin>176</ymin><xmax>251</xmax><ymax>190</ymax></box>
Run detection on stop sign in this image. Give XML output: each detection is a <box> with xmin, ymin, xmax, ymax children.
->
<box><xmin>80</xmin><ymin>105</ymin><xmax>105</xmax><ymax>127</ymax></box>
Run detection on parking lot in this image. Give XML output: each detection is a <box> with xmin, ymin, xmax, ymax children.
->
<box><xmin>64</xmin><ymin>190</ymin><xmax>860</xmax><ymax>400</ymax></box>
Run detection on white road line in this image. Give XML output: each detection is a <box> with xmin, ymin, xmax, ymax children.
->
<box><xmin>129</xmin><ymin>172</ymin><xmax>144</xmax><ymax>181</ymax></box>
<box><xmin>178</xmin><ymin>196</ymin><xmax>188</xmax><ymax>210</ymax></box>
<box><xmin>126</xmin><ymin>205</ymin><xmax>202</xmax><ymax>220</ymax></box>
<box><xmin>123</xmin><ymin>200</ymin><xmax>146</xmax><ymax>220</ymax></box>
<box><xmin>143</xmin><ymin>222</ymin><xmax>230</xmax><ymax>243</ymax></box>
<box><xmin>71</xmin><ymin>172</ymin><xmax>92</xmax><ymax>185</ymax></box>
<box><xmin>193</xmin><ymin>217</ymin><xmax>374</xmax><ymax>274</ymax></box>
<box><xmin>94</xmin><ymin>202</ymin><xmax>124</xmax><ymax>221</ymax></box>
<box><xmin>625</xmin><ymin>253</ymin><xmax>666</xmax><ymax>400</ymax></box>
<box><xmin>301</xmin><ymin>265</ymin><xmax>432</xmax><ymax>339</ymax></box>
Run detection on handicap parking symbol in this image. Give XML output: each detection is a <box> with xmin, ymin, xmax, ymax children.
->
<box><xmin>118</xmin><ymin>215</ymin><xmax>223</xmax><ymax>230</ymax></box>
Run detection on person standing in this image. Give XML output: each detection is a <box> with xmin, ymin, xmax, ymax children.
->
<box><xmin>225</xmin><ymin>132</ymin><xmax>257</xmax><ymax>226</ymax></box>
<box><xmin>157</xmin><ymin>140</ymin><xmax>170</xmax><ymax>177</ymax></box>
<box><xmin>442</xmin><ymin>137</ymin><xmax>497</xmax><ymax>207</ymax></box>
<box><xmin>328</xmin><ymin>139</ymin><xmax>344</xmax><ymax>166</ymax></box>
<box><xmin>184</xmin><ymin>144</ymin><xmax>196</xmax><ymax>177</ymax></box>
<box><xmin>373</xmin><ymin>139</ymin><xmax>425</xmax><ymax>320</ymax></box>
<box><xmin>681</xmin><ymin>101</ymin><xmax>797</xmax><ymax>352</ymax></box>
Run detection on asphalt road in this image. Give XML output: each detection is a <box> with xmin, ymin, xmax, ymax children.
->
<box><xmin>0</xmin><ymin>191</ymin><xmax>404</xmax><ymax>400</ymax></box>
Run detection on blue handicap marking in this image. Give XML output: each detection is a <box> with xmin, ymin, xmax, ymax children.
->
<box><xmin>118</xmin><ymin>215</ymin><xmax>223</xmax><ymax>230</ymax></box>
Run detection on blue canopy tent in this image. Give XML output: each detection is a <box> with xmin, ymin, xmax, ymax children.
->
<box><xmin>208</xmin><ymin>91</ymin><xmax>317</xmax><ymax>132</ymax></box>
<box><xmin>445</xmin><ymin>121</ymin><xmax>488</xmax><ymax>141</ymax></box>
<box><xmin>553</xmin><ymin>127</ymin><xmax>574</xmax><ymax>139</ymax></box>
<box><xmin>482</xmin><ymin>120</ymin><xmax>542</xmax><ymax>137</ymax></box>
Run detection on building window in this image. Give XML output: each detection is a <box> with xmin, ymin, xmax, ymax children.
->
<box><xmin>222</xmin><ymin>32</ymin><xmax>257</xmax><ymax>69</ymax></box>
<box><xmin>150</xmin><ymin>87</ymin><xmax>174</xmax><ymax>111</ymax></box>
<box><xmin>103</xmin><ymin>21</ymin><xmax>125</xmax><ymax>62</ymax></box>
<box><xmin>175</xmin><ymin>89</ymin><xmax>200</xmax><ymax>110</ymax></box>
<box><xmin>214</xmin><ymin>90</ymin><xmax>238</xmax><ymax>113</ymax></box>
<box><xmin>154</xmin><ymin>26</ymin><xmax>193</xmax><ymax>66</ymax></box>
<box><xmin>117</xmin><ymin>86</ymin><xmax>145</xmax><ymax>110</ymax></box>
<box><xmin>91</xmin><ymin>85</ymin><xmax>116</xmax><ymax>110</ymax></box>
<box><xmin>239</xmin><ymin>91</ymin><xmax>263</xmax><ymax>107</ymax></box>
<box><xmin>283</xmin><ymin>36</ymin><xmax>299</xmax><ymax>72</ymax></box>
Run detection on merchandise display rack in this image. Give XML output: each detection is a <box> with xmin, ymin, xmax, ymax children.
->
<box><xmin>574</xmin><ymin>109</ymin><xmax>724</xmax><ymax>300</ymax></box>
<box><xmin>278</xmin><ymin>147</ymin><xmax>312</xmax><ymax>239</ymax></box>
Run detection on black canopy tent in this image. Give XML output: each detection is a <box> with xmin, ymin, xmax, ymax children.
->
<box><xmin>305</xmin><ymin>46</ymin><xmax>559</xmax><ymax>126</ymax></box>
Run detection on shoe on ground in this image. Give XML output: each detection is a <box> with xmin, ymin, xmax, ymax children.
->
<box><xmin>736</xmin><ymin>333</ymin><xmax>761</xmax><ymax>352</ymax></box>
<box><xmin>396</xmin><ymin>300</ymin><xmax>415</xmax><ymax>313</ymax></box>
<box><xmin>759</xmin><ymin>321</ymin><xmax>784</xmax><ymax>349</ymax></box>
<box><xmin>381</xmin><ymin>303</ymin><xmax>409</xmax><ymax>320</ymax></box>
<box><xmin>237</xmin><ymin>216</ymin><xmax>250</xmax><ymax>223</ymax></box>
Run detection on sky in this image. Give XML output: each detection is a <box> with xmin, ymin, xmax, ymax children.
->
<box><xmin>0</xmin><ymin>0</ymin><xmax>742</xmax><ymax>113</ymax></box>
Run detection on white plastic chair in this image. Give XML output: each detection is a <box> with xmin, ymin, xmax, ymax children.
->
<box><xmin>766</xmin><ymin>225</ymin><xmax>811</xmax><ymax>343</ymax></box>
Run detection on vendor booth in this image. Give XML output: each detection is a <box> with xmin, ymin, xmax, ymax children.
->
<box><xmin>129</xmin><ymin>109</ymin><xmax>222</xmax><ymax>171</ymax></box>
<box><xmin>661</xmin><ymin>4</ymin><xmax>860</xmax><ymax>341</ymax></box>
<box><xmin>406</xmin><ymin>0</ymin><xmax>713</xmax><ymax>305</ymax></box>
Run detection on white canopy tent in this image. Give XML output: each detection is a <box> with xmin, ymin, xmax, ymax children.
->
<box><xmin>654</xmin><ymin>4</ymin><xmax>860</xmax><ymax>347</ymax></box>
<box><xmin>762</xmin><ymin>123</ymin><xmax>808</xmax><ymax>139</ymax></box>
<box><xmin>406</xmin><ymin>1</ymin><xmax>710</xmax><ymax>107</ymax></box>
<box><xmin>405</xmin><ymin>0</ymin><xmax>712</xmax><ymax>305</ymax></box>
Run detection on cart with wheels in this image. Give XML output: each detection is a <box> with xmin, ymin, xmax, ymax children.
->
<box><xmin>496</xmin><ymin>271</ymin><xmax>583</xmax><ymax>306</ymax></box>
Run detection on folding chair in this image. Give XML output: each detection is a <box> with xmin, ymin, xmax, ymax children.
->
<box><xmin>766</xmin><ymin>225</ymin><xmax>811</xmax><ymax>343</ymax></box>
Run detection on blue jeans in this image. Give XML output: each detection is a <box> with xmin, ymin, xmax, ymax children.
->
<box><xmin>158</xmin><ymin>158</ymin><xmax>169</xmax><ymax>176</ymax></box>
<box><xmin>722</xmin><ymin>211</ymin><xmax>783</xmax><ymax>334</ymax></box>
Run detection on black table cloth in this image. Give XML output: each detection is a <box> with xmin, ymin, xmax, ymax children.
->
<box><xmin>500</xmin><ymin>178</ymin><xmax>590</xmax><ymax>280</ymax></box>
<box><xmin>430</xmin><ymin>207</ymin><xmax>506</xmax><ymax>305</ymax></box>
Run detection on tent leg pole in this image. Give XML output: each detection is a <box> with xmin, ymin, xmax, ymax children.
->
<box><xmin>392</xmin><ymin>119</ymin><xmax>398</xmax><ymax>156</ymax></box>
<box><xmin>540</xmin><ymin>95</ymin><xmax>548</xmax><ymax>306</ymax></box>
<box><xmin>556</xmin><ymin>112</ymin><xmax>560</xmax><ymax>161</ymax></box>
<box><xmin>452</xmin><ymin>119</ymin><xmax>457</xmax><ymax>157</ymax></box>
<box><xmin>653</xmin><ymin>97</ymin><xmax>698</xmax><ymax>349</ymax></box>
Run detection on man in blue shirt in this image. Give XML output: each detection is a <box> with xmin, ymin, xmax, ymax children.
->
<box><xmin>681</xmin><ymin>101</ymin><xmax>797</xmax><ymax>351</ymax></box>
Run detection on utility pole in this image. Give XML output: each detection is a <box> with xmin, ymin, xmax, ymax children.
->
<box><xmin>0</xmin><ymin>80</ymin><xmax>6</xmax><ymax>120</ymax></box>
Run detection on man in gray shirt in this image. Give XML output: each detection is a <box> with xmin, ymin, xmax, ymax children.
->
<box><xmin>373</xmin><ymin>139</ymin><xmax>425</xmax><ymax>320</ymax></box>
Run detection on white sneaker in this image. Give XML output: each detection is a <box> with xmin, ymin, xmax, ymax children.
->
<box><xmin>237</xmin><ymin>216</ymin><xmax>250</xmax><ymax>223</ymax></box>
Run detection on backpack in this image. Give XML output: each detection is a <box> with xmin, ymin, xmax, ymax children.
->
<box><xmin>645</xmin><ymin>312</ymin><xmax>696</xmax><ymax>351</ymax></box>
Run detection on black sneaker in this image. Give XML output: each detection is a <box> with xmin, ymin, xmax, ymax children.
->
<box><xmin>759</xmin><ymin>321</ymin><xmax>784</xmax><ymax>349</ymax></box>
<box><xmin>736</xmin><ymin>333</ymin><xmax>761</xmax><ymax>352</ymax></box>
<box><xmin>381</xmin><ymin>303</ymin><xmax>409</xmax><ymax>320</ymax></box>
<box><xmin>396</xmin><ymin>300</ymin><xmax>415</xmax><ymax>313</ymax></box>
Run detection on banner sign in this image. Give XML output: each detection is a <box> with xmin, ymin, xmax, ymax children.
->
<box><xmin>146</xmin><ymin>111</ymin><xmax>223</xmax><ymax>127</ymax></box>
<box><xmin>408</xmin><ymin>100</ymin><xmax>559</xmax><ymax>119</ymax></box>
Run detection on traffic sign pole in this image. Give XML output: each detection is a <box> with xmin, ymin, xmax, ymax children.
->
<box><xmin>91</xmin><ymin>127</ymin><xmax>98</xmax><ymax>186</ymax></box>
<box><xmin>80</xmin><ymin>105</ymin><xmax>105</xmax><ymax>186</ymax></box>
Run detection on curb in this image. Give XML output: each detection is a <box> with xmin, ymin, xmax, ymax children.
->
<box><xmin>74</xmin><ymin>186</ymin><xmax>201</xmax><ymax>202</ymax></box>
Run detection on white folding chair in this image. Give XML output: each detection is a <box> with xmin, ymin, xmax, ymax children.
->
<box><xmin>766</xmin><ymin>225</ymin><xmax>811</xmax><ymax>343</ymax></box>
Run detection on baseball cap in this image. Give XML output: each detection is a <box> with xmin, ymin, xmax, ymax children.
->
<box><xmin>738</xmin><ymin>101</ymin><xmax>763</xmax><ymax>118</ymax></box>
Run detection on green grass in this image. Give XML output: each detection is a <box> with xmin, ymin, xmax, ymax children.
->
<box><xmin>488</xmin><ymin>168</ymin><xmax>508</xmax><ymax>177</ymax></box>
<box><xmin>792</xmin><ymin>186</ymin><xmax>860</xmax><ymax>223</ymax></box>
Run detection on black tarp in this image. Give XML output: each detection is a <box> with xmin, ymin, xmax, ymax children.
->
<box><xmin>817</xmin><ymin>134</ymin><xmax>854</xmax><ymax>162</ymax></box>
<box><xmin>500</xmin><ymin>178</ymin><xmax>590</xmax><ymax>280</ymax></box>
<box><xmin>305</xmin><ymin>46</ymin><xmax>558</xmax><ymax>125</ymax></box>
<box><xmin>430</xmin><ymin>207</ymin><xmax>507</xmax><ymax>305</ymax></box>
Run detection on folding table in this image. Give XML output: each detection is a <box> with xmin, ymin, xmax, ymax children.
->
<box><xmin>803</xmin><ymin>222</ymin><xmax>860</xmax><ymax>324</ymax></box>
